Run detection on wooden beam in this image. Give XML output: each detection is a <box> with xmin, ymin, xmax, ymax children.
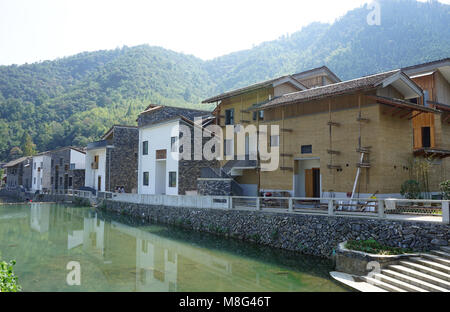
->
<box><xmin>383</xmin><ymin>106</ymin><xmax>401</xmax><ymax>115</ymax></box>
<box><xmin>327</xmin><ymin>121</ymin><xmax>340</xmax><ymax>127</ymax></box>
<box><xmin>327</xmin><ymin>164</ymin><xmax>342</xmax><ymax>170</ymax></box>
<box><xmin>399</xmin><ymin>110</ymin><xmax>414</xmax><ymax>119</ymax></box>
<box><xmin>280</xmin><ymin>167</ymin><xmax>293</xmax><ymax>171</ymax></box>
<box><xmin>357</xmin><ymin>117</ymin><xmax>370</xmax><ymax>122</ymax></box>
<box><xmin>408</xmin><ymin>111</ymin><xmax>423</xmax><ymax>120</ymax></box>
<box><xmin>392</xmin><ymin>107</ymin><xmax>408</xmax><ymax>117</ymax></box>
<box><xmin>281</xmin><ymin>128</ymin><xmax>293</xmax><ymax>133</ymax></box>
<box><xmin>327</xmin><ymin>150</ymin><xmax>341</xmax><ymax>155</ymax></box>
<box><xmin>280</xmin><ymin>153</ymin><xmax>293</xmax><ymax>157</ymax></box>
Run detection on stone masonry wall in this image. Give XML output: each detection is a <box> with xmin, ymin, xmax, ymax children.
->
<box><xmin>106</xmin><ymin>127</ymin><xmax>139</xmax><ymax>193</ymax></box>
<box><xmin>103</xmin><ymin>200</ymin><xmax>450</xmax><ymax>258</ymax></box>
<box><xmin>197</xmin><ymin>179</ymin><xmax>233</xmax><ymax>196</ymax></box>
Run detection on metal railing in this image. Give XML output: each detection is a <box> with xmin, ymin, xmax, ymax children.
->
<box><xmin>64</xmin><ymin>190</ymin><xmax>450</xmax><ymax>224</ymax></box>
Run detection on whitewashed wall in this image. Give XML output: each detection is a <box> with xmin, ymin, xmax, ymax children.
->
<box><xmin>84</xmin><ymin>148</ymin><xmax>106</xmax><ymax>192</ymax></box>
<box><xmin>70</xmin><ymin>149</ymin><xmax>86</xmax><ymax>170</ymax></box>
<box><xmin>138</xmin><ymin>120</ymin><xmax>180</xmax><ymax>195</ymax></box>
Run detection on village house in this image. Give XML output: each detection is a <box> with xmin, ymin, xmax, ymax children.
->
<box><xmin>137</xmin><ymin>105</ymin><xmax>217</xmax><ymax>195</ymax></box>
<box><xmin>31</xmin><ymin>152</ymin><xmax>52</xmax><ymax>193</ymax></box>
<box><xmin>202</xmin><ymin>63</ymin><xmax>448</xmax><ymax>198</ymax></box>
<box><xmin>49</xmin><ymin>147</ymin><xmax>86</xmax><ymax>192</ymax></box>
<box><xmin>85</xmin><ymin>125</ymin><xmax>138</xmax><ymax>193</ymax></box>
<box><xmin>3</xmin><ymin>156</ymin><xmax>33</xmax><ymax>190</ymax></box>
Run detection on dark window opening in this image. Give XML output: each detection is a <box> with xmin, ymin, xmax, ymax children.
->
<box><xmin>422</xmin><ymin>127</ymin><xmax>431</xmax><ymax>148</ymax></box>
<box><xmin>301</xmin><ymin>145</ymin><xmax>312</xmax><ymax>154</ymax></box>
<box><xmin>142</xmin><ymin>141</ymin><xmax>148</xmax><ymax>155</ymax></box>
<box><xmin>225</xmin><ymin>109</ymin><xmax>234</xmax><ymax>125</ymax></box>
<box><xmin>168</xmin><ymin>172</ymin><xmax>177</xmax><ymax>188</ymax></box>
<box><xmin>143</xmin><ymin>172</ymin><xmax>149</xmax><ymax>186</ymax></box>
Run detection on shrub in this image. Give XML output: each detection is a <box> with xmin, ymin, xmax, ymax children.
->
<box><xmin>440</xmin><ymin>180</ymin><xmax>450</xmax><ymax>200</ymax></box>
<box><xmin>0</xmin><ymin>260</ymin><xmax>22</xmax><ymax>292</ymax></box>
<box><xmin>400</xmin><ymin>180</ymin><xmax>421</xmax><ymax>199</ymax></box>
<box><xmin>346</xmin><ymin>239</ymin><xmax>412</xmax><ymax>255</ymax></box>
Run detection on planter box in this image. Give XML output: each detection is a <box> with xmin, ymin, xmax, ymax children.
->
<box><xmin>335</xmin><ymin>241</ymin><xmax>418</xmax><ymax>276</ymax></box>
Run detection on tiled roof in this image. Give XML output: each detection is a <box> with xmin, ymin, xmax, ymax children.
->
<box><xmin>249</xmin><ymin>70</ymin><xmax>402</xmax><ymax>111</ymax></box>
<box><xmin>4</xmin><ymin>156</ymin><xmax>31</xmax><ymax>168</ymax></box>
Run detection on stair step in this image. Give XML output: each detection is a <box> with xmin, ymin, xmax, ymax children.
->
<box><xmin>362</xmin><ymin>276</ymin><xmax>406</xmax><ymax>292</ymax></box>
<box><xmin>410</xmin><ymin>257</ymin><xmax>450</xmax><ymax>275</ymax></box>
<box><xmin>441</xmin><ymin>246</ymin><xmax>450</xmax><ymax>253</ymax></box>
<box><xmin>372</xmin><ymin>273</ymin><xmax>428</xmax><ymax>292</ymax></box>
<box><xmin>383</xmin><ymin>268</ymin><xmax>449</xmax><ymax>292</ymax></box>
<box><xmin>399</xmin><ymin>261</ymin><xmax>450</xmax><ymax>282</ymax></box>
<box><xmin>421</xmin><ymin>253</ymin><xmax>450</xmax><ymax>266</ymax></box>
<box><xmin>431</xmin><ymin>250</ymin><xmax>450</xmax><ymax>260</ymax></box>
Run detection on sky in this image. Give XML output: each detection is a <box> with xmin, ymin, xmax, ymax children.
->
<box><xmin>0</xmin><ymin>0</ymin><xmax>449</xmax><ymax>65</ymax></box>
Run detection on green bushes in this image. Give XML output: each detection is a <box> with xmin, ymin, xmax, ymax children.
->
<box><xmin>400</xmin><ymin>180</ymin><xmax>421</xmax><ymax>199</ymax></box>
<box><xmin>345</xmin><ymin>239</ymin><xmax>412</xmax><ymax>255</ymax></box>
<box><xmin>440</xmin><ymin>180</ymin><xmax>450</xmax><ymax>200</ymax></box>
<box><xmin>0</xmin><ymin>260</ymin><xmax>22</xmax><ymax>292</ymax></box>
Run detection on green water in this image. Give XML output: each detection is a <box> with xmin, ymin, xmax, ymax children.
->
<box><xmin>0</xmin><ymin>203</ymin><xmax>347</xmax><ymax>292</ymax></box>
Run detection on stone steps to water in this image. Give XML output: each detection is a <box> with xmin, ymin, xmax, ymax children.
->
<box><xmin>388</xmin><ymin>264</ymin><xmax>450</xmax><ymax>290</ymax></box>
<box><xmin>371</xmin><ymin>272</ymin><xmax>429</xmax><ymax>292</ymax></box>
<box><xmin>362</xmin><ymin>276</ymin><xmax>406</xmax><ymax>292</ymax></box>
<box><xmin>440</xmin><ymin>246</ymin><xmax>450</xmax><ymax>253</ymax></box>
<box><xmin>399</xmin><ymin>261</ymin><xmax>450</xmax><ymax>282</ymax></box>
<box><xmin>409</xmin><ymin>257</ymin><xmax>450</xmax><ymax>275</ymax></box>
<box><xmin>430</xmin><ymin>250</ymin><xmax>450</xmax><ymax>260</ymax></box>
<box><xmin>381</xmin><ymin>268</ymin><xmax>448</xmax><ymax>292</ymax></box>
<box><xmin>420</xmin><ymin>253</ymin><xmax>450</xmax><ymax>267</ymax></box>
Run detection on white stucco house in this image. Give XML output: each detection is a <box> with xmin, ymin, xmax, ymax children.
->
<box><xmin>31</xmin><ymin>153</ymin><xmax>52</xmax><ymax>192</ymax></box>
<box><xmin>137</xmin><ymin>105</ymin><xmax>216</xmax><ymax>196</ymax></box>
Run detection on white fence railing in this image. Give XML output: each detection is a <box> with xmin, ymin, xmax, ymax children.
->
<box><xmin>65</xmin><ymin>190</ymin><xmax>450</xmax><ymax>224</ymax></box>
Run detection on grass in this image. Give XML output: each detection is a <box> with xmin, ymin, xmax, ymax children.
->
<box><xmin>345</xmin><ymin>239</ymin><xmax>413</xmax><ymax>255</ymax></box>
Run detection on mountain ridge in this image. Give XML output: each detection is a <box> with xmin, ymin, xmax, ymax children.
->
<box><xmin>0</xmin><ymin>0</ymin><xmax>449</xmax><ymax>161</ymax></box>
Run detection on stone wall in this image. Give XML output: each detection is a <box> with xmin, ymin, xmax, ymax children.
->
<box><xmin>197</xmin><ymin>179</ymin><xmax>233</xmax><ymax>195</ymax></box>
<box><xmin>106</xmin><ymin>127</ymin><xmax>139</xmax><ymax>193</ymax></box>
<box><xmin>178</xmin><ymin>159</ymin><xmax>220</xmax><ymax>195</ymax></box>
<box><xmin>103</xmin><ymin>200</ymin><xmax>450</xmax><ymax>258</ymax></box>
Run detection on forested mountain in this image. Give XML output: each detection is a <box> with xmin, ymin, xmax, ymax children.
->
<box><xmin>0</xmin><ymin>0</ymin><xmax>449</xmax><ymax>161</ymax></box>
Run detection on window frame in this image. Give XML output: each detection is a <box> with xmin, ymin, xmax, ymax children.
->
<box><xmin>168</xmin><ymin>171</ymin><xmax>177</xmax><ymax>188</ymax></box>
<box><xmin>142</xmin><ymin>141</ymin><xmax>149</xmax><ymax>155</ymax></box>
<box><xmin>143</xmin><ymin>171</ymin><xmax>149</xmax><ymax>186</ymax></box>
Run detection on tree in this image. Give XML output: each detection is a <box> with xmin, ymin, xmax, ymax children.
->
<box><xmin>21</xmin><ymin>133</ymin><xmax>36</xmax><ymax>156</ymax></box>
<box><xmin>9</xmin><ymin>147</ymin><xmax>23</xmax><ymax>160</ymax></box>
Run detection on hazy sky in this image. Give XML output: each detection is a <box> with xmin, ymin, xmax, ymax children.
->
<box><xmin>0</xmin><ymin>0</ymin><xmax>448</xmax><ymax>65</ymax></box>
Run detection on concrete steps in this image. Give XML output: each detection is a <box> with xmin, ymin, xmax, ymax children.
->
<box><xmin>370</xmin><ymin>272</ymin><xmax>429</xmax><ymax>292</ymax></box>
<box><xmin>362</xmin><ymin>276</ymin><xmax>406</xmax><ymax>292</ymax></box>
<box><xmin>410</xmin><ymin>257</ymin><xmax>450</xmax><ymax>275</ymax></box>
<box><xmin>359</xmin><ymin>248</ymin><xmax>450</xmax><ymax>292</ymax></box>
<box><xmin>399</xmin><ymin>261</ymin><xmax>450</xmax><ymax>282</ymax></box>
<box><xmin>430</xmin><ymin>250</ymin><xmax>450</xmax><ymax>260</ymax></box>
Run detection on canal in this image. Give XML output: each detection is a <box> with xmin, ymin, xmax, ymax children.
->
<box><xmin>0</xmin><ymin>203</ymin><xmax>347</xmax><ymax>292</ymax></box>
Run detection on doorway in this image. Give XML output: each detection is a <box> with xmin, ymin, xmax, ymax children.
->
<box><xmin>294</xmin><ymin>159</ymin><xmax>321</xmax><ymax>198</ymax></box>
<box><xmin>155</xmin><ymin>161</ymin><xmax>166</xmax><ymax>195</ymax></box>
<box><xmin>98</xmin><ymin>176</ymin><xmax>102</xmax><ymax>191</ymax></box>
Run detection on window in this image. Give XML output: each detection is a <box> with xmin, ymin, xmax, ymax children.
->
<box><xmin>270</xmin><ymin>135</ymin><xmax>279</xmax><ymax>147</ymax></box>
<box><xmin>424</xmin><ymin>90</ymin><xmax>429</xmax><ymax>107</ymax></box>
<box><xmin>168</xmin><ymin>172</ymin><xmax>177</xmax><ymax>187</ymax></box>
<box><xmin>59</xmin><ymin>177</ymin><xmax>63</xmax><ymax>185</ymax></box>
<box><xmin>51</xmin><ymin>177</ymin><xmax>54</xmax><ymax>184</ymax></box>
<box><xmin>171</xmin><ymin>136</ymin><xmax>177</xmax><ymax>152</ymax></box>
<box><xmin>225</xmin><ymin>109</ymin><xmax>234</xmax><ymax>125</ymax></box>
<box><xmin>143</xmin><ymin>172</ymin><xmax>149</xmax><ymax>186</ymax></box>
<box><xmin>33</xmin><ymin>177</ymin><xmax>36</xmax><ymax>184</ymax></box>
<box><xmin>252</xmin><ymin>112</ymin><xmax>257</xmax><ymax>121</ymax></box>
<box><xmin>422</xmin><ymin>127</ymin><xmax>431</xmax><ymax>148</ymax></box>
<box><xmin>51</xmin><ymin>159</ymin><xmax>54</xmax><ymax>167</ymax></box>
<box><xmin>301</xmin><ymin>145</ymin><xmax>312</xmax><ymax>154</ymax></box>
<box><xmin>142</xmin><ymin>141</ymin><xmax>148</xmax><ymax>155</ymax></box>
<box><xmin>68</xmin><ymin>177</ymin><xmax>73</xmax><ymax>187</ymax></box>
<box><xmin>59</xmin><ymin>158</ymin><xmax>63</xmax><ymax>166</ymax></box>
<box><xmin>40</xmin><ymin>162</ymin><xmax>43</xmax><ymax>168</ymax></box>
<box><xmin>64</xmin><ymin>164</ymin><xmax>69</xmax><ymax>171</ymax></box>
<box><xmin>34</xmin><ymin>162</ymin><xmax>36</xmax><ymax>169</ymax></box>
<box><xmin>259</xmin><ymin>110</ymin><xmax>264</xmax><ymax>121</ymax></box>
<box><xmin>70</xmin><ymin>163</ymin><xmax>75</xmax><ymax>170</ymax></box>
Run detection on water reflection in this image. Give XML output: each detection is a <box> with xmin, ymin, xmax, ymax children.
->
<box><xmin>0</xmin><ymin>203</ymin><xmax>346</xmax><ymax>292</ymax></box>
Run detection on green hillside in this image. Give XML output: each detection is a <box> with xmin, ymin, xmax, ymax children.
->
<box><xmin>0</xmin><ymin>0</ymin><xmax>449</xmax><ymax>161</ymax></box>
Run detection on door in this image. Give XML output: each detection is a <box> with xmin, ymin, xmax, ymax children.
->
<box><xmin>305</xmin><ymin>168</ymin><xmax>320</xmax><ymax>198</ymax></box>
<box><xmin>305</xmin><ymin>169</ymin><xmax>313</xmax><ymax>197</ymax></box>
<box><xmin>98</xmin><ymin>176</ymin><xmax>102</xmax><ymax>191</ymax></box>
